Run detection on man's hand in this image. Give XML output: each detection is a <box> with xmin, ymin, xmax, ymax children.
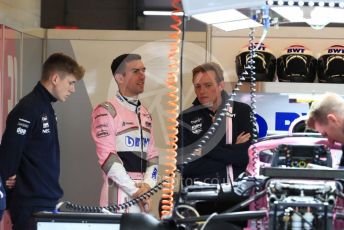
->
<box><xmin>142</xmin><ymin>198</ymin><xmax>152</xmax><ymax>213</ymax></box>
<box><xmin>132</xmin><ymin>186</ymin><xmax>146</xmax><ymax>198</ymax></box>
<box><xmin>133</xmin><ymin>182</ymin><xmax>152</xmax><ymax>213</ymax></box>
<box><xmin>235</xmin><ymin>132</ymin><xmax>251</xmax><ymax>144</ymax></box>
<box><xmin>136</xmin><ymin>182</ymin><xmax>151</xmax><ymax>193</ymax></box>
<box><xmin>6</xmin><ymin>175</ymin><xmax>16</xmax><ymax>189</ymax></box>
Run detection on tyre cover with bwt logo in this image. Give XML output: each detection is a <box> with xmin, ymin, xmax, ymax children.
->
<box><xmin>318</xmin><ymin>45</ymin><xmax>344</xmax><ymax>83</ymax></box>
<box><xmin>277</xmin><ymin>45</ymin><xmax>317</xmax><ymax>82</ymax></box>
<box><xmin>235</xmin><ymin>43</ymin><xmax>276</xmax><ymax>82</ymax></box>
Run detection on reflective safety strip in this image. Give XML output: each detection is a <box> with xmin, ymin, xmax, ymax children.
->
<box><xmin>101</xmin><ymin>153</ymin><xmax>122</xmax><ymax>174</ymax></box>
<box><xmin>108</xmin><ymin>172</ymin><xmax>144</xmax><ymax>209</ymax></box>
<box><xmin>226</xmin><ymin>106</ymin><xmax>233</xmax><ymax>144</ymax></box>
<box><xmin>226</xmin><ymin>104</ymin><xmax>234</xmax><ymax>182</ymax></box>
<box><xmin>108</xmin><ymin>178</ymin><xmax>117</xmax><ymax>206</ymax></box>
<box><xmin>100</xmin><ymin>102</ymin><xmax>117</xmax><ymax>118</ymax></box>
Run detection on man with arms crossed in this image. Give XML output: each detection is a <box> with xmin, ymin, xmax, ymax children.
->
<box><xmin>177</xmin><ymin>62</ymin><xmax>253</xmax><ymax>219</ymax></box>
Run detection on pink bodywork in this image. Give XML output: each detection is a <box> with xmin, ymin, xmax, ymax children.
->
<box><xmin>245</xmin><ymin>134</ymin><xmax>344</xmax><ymax>229</ymax></box>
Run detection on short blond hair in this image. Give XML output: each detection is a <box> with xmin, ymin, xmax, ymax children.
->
<box><xmin>307</xmin><ymin>92</ymin><xmax>344</xmax><ymax>129</ymax></box>
<box><xmin>192</xmin><ymin>62</ymin><xmax>224</xmax><ymax>84</ymax></box>
<box><xmin>42</xmin><ymin>53</ymin><xmax>85</xmax><ymax>81</ymax></box>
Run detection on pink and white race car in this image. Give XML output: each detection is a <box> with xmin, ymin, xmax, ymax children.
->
<box><xmin>245</xmin><ymin>133</ymin><xmax>344</xmax><ymax>230</ymax></box>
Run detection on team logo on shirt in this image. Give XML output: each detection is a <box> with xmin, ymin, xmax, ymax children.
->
<box><xmin>41</xmin><ymin>114</ymin><xmax>50</xmax><ymax>134</ymax></box>
<box><xmin>16</xmin><ymin>127</ymin><xmax>27</xmax><ymax>135</ymax></box>
<box><xmin>191</xmin><ymin>117</ymin><xmax>202</xmax><ymax>134</ymax></box>
<box><xmin>151</xmin><ymin>167</ymin><xmax>158</xmax><ymax>180</ymax></box>
<box><xmin>16</xmin><ymin>118</ymin><xmax>30</xmax><ymax>135</ymax></box>
<box><xmin>96</xmin><ymin>130</ymin><xmax>109</xmax><ymax>138</ymax></box>
<box><xmin>96</xmin><ymin>123</ymin><xmax>110</xmax><ymax>138</ymax></box>
<box><xmin>17</xmin><ymin>118</ymin><xmax>30</xmax><ymax>129</ymax></box>
<box><xmin>122</xmin><ymin>121</ymin><xmax>134</xmax><ymax>126</ymax></box>
<box><xmin>116</xmin><ymin>94</ymin><xmax>125</xmax><ymax>102</ymax></box>
<box><xmin>125</xmin><ymin>136</ymin><xmax>150</xmax><ymax>147</ymax></box>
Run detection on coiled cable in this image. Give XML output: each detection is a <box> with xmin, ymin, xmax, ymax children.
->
<box><xmin>247</xmin><ymin>27</ymin><xmax>266</xmax><ymax>230</ymax></box>
<box><xmin>58</xmin><ymin>181</ymin><xmax>164</xmax><ymax>213</ymax></box>
<box><xmin>247</xmin><ymin>28</ymin><xmax>259</xmax><ymax>175</ymax></box>
<box><xmin>160</xmin><ymin>0</ymin><xmax>182</xmax><ymax>219</ymax></box>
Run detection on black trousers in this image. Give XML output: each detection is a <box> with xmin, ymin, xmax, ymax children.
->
<box><xmin>9</xmin><ymin>204</ymin><xmax>54</xmax><ymax>230</ymax></box>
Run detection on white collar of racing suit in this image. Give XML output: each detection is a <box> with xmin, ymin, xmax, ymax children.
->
<box><xmin>116</xmin><ymin>91</ymin><xmax>141</xmax><ymax>113</ymax></box>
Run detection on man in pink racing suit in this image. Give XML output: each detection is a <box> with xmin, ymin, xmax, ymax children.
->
<box><xmin>91</xmin><ymin>54</ymin><xmax>159</xmax><ymax>213</ymax></box>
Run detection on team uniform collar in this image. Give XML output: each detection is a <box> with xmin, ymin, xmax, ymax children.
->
<box><xmin>116</xmin><ymin>91</ymin><xmax>141</xmax><ymax>113</ymax></box>
<box><xmin>35</xmin><ymin>81</ymin><xmax>57</xmax><ymax>103</ymax></box>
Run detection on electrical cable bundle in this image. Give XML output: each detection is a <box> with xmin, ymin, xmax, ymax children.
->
<box><xmin>59</xmin><ymin>181</ymin><xmax>164</xmax><ymax>213</ymax></box>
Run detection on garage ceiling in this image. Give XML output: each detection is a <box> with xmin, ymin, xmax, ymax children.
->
<box><xmin>41</xmin><ymin>0</ymin><xmax>205</xmax><ymax>31</ymax></box>
<box><xmin>41</xmin><ymin>0</ymin><xmax>344</xmax><ymax>31</ymax></box>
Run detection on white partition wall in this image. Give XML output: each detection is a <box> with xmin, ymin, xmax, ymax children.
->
<box><xmin>0</xmin><ymin>26</ymin><xmax>43</xmax><ymax>138</ymax></box>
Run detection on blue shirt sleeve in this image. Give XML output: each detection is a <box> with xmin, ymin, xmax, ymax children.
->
<box><xmin>0</xmin><ymin>104</ymin><xmax>35</xmax><ymax>182</ymax></box>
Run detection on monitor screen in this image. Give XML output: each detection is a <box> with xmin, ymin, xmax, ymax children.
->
<box><xmin>34</xmin><ymin>211</ymin><xmax>121</xmax><ymax>230</ymax></box>
<box><xmin>37</xmin><ymin>222</ymin><xmax>120</xmax><ymax>230</ymax></box>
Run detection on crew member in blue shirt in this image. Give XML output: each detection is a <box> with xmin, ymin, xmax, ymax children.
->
<box><xmin>0</xmin><ymin>53</ymin><xmax>85</xmax><ymax>230</ymax></box>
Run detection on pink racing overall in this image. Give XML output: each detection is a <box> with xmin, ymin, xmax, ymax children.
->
<box><xmin>91</xmin><ymin>92</ymin><xmax>159</xmax><ymax>213</ymax></box>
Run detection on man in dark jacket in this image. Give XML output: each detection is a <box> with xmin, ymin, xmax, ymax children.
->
<box><xmin>0</xmin><ymin>53</ymin><xmax>85</xmax><ymax>230</ymax></box>
<box><xmin>177</xmin><ymin>62</ymin><xmax>253</xmax><ymax>216</ymax></box>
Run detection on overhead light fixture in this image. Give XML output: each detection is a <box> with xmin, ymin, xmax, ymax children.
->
<box><xmin>181</xmin><ymin>0</ymin><xmax>344</xmax><ymax>32</ymax></box>
<box><xmin>143</xmin><ymin>11</ymin><xmax>184</xmax><ymax>16</ymax></box>
<box><xmin>181</xmin><ymin>0</ymin><xmax>266</xmax><ymax>16</ymax></box>
<box><xmin>192</xmin><ymin>9</ymin><xmax>249</xmax><ymax>24</ymax></box>
<box><xmin>213</xmin><ymin>19</ymin><xmax>263</xmax><ymax>31</ymax></box>
<box><xmin>271</xmin><ymin>6</ymin><xmax>304</xmax><ymax>22</ymax></box>
<box><xmin>191</xmin><ymin>9</ymin><xmax>263</xmax><ymax>31</ymax></box>
<box><xmin>267</xmin><ymin>0</ymin><xmax>344</xmax><ymax>7</ymax></box>
<box><xmin>181</xmin><ymin>0</ymin><xmax>264</xmax><ymax>31</ymax></box>
<box><xmin>271</xmin><ymin>6</ymin><xmax>344</xmax><ymax>29</ymax></box>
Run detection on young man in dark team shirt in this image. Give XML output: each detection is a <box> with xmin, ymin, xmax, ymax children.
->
<box><xmin>0</xmin><ymin>53</ymin><xmax>84</xmax><ymax>230</ymax></box>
